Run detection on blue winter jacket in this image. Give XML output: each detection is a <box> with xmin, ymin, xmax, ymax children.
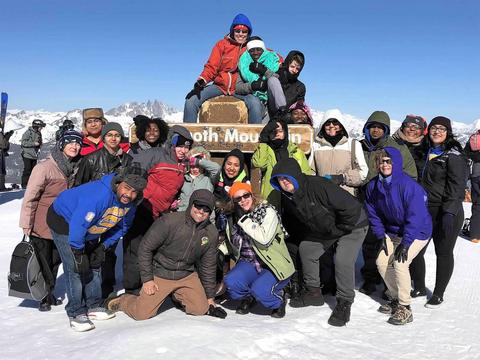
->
<box><xmin>52</xmin><ymin>173</ymin><xmax>136</xmax><ymax>249</ymax></box>
<box><xmin>365</xmin><ymin>147</ymin><xmax>432</xmax><ymax>246</ymax></box>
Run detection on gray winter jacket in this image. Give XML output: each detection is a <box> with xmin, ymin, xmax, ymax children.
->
<box><xmin>21</xmin><ymin>127</ymin><xmax>42</xmax><ymax>159</ymax></box>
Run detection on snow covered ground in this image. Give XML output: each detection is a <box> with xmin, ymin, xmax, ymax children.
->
<box><xmin>1</xmin><ymin>191</ymin><xmax>479</xmax><ymax>360</ymax></box>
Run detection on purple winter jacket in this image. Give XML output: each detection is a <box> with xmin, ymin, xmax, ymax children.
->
<box><xmin>365</xmin><ymin>147</ymin><xmax>432</xmax><ymax>246</ymax></box>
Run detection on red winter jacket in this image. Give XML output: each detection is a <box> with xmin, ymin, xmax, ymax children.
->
<box><xmin>199</xmin><ymin>35</ymin><xmax>247</xmax><ymax>95</ymax></box>
<box><xmin>80</xmin><ymin>136</ymin><xmax>130</xmax><ymax>156</ymax></box>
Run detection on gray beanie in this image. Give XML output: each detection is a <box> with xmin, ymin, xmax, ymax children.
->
<box><xmin>101</xmin><ymin>122</ymin><xmax>125</xmax><ymax>138</ymax></box>
<box><xmin>113</xmin><ymin>163</ymin><xmax>148</xmax><ymax>193</ymax></box>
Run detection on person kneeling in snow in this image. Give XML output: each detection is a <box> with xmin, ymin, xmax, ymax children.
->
<box><xmin>106</xmin><ymin>189</ymin><xmax>227</xmax><ymax>320</ymax></box>
<box><xmin>46</xmin><ymin>165</ymin><xmax>147</xmax><ymax>332</ymax></box>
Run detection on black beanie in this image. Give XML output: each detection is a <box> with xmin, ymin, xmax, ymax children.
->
<box><xmin>113</xmin><ymin>163</ymin><xmax>148</xmax><ymax>193</ymax></box>
<box><xmin>429</xmin><ymin>116</ymin><xmax>452</xmax><ymax>134</ymax></box>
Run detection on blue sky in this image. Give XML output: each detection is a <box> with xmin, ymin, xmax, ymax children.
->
<box><xmin>1</xmin><ymin>0</ymin><xmax>479</xmax><ymax>122</ymax></box>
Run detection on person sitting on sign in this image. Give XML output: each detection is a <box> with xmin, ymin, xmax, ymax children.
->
<box><xmin>128</xmin><ymin>115</ymin><xmax>169</xmax><ymax>155</ymax></box>
<box><xmin>287</xmin><ymin>101</ymin><xmax>313</xmax><ymax>126</ymax></box>
<box><xmin>183</xmin><ymin>14</ymin><xmax>263</xmax><ymax>124</ymax></box>
<box><xmin>252</xmin><ymin>117</ymin><xmax>311</xmax><ymax>211</ymax></box>
<box><xmin>236</xmin><ymin>36</ymin><xmax>286</xmax><ymax>122</ymax></box>
<box><xmin>277</xmin><ymin>50</ymin><xmax>307</xmax><ymax>109</ymax></box>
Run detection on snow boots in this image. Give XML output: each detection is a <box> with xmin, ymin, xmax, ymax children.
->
<box><xmin>271</xmin><ymin>292</ymin><xmax>287</xmax><ymax>319</ymax></box>
<box><xmin>328</xmin><ymin>298</ymin><xmax>352</xmax><ymax>327</ymax></box>
<box><xmin>388</xmin><ymin>305</ymin><xmax>413</xmax><ymax>325</ymax></box>
<box><xmin>236</xmin><ymin>296</ymin><xmax>256</xmax><ymax>315</ymax></box>
<box><xmin>410</xmin><ymin>288</ymin><xmax>427</xmax><ymax>298</ymax></box>
<box><xmin>425</xmin><ymin>294</ymin><xmax>444</xmax><ymax>308</ymax></box>
<box><xmin>378</xmin><ymin>299</ymin><xmax>399</xmax><ymax>315</ymax></box>
<box><xmin>289</xmin><ymin>286</ymin><xmax>325</xmax><ymax>308</ymax></box>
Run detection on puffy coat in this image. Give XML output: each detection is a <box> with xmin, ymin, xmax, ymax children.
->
<box><xmin>421</xmin><ymin>139</ymin><xmax>468</xmax><ymax>215</ymax></box>
<box><xmin>75</xmin><ymin>147</ymin><xmax>132</xmax><ymax>186</ymax></box>
<box><xmin>133</xmin><ymin>125</ymin><xmax>193</xmax><ymax>218</ymax></box>
<box><xmin>225</xmin><ymin>202</ymin><xmax>295</xmax><ymax>281</ymax></box>
<box><xmin>20</xmin><ymin>155</ymin><xmax>70</xmax><ymax>239</ymax></box>
<box><xmin>270</xmin><ymin>158</ymin><xmax>368</xmax><ymax>243</ymax></box>
<box><xmin>361</xmin><ymin>115</ymin><xmax>417</xmax><ymax>181</ymax></box>
<box><xmin>138</xmin><ymin>189</ymin><xmax>218</xmax><ymax>298</ymax></box>
<box><xmin>392</xmin><ymin>128</ymin><xmax>428</xmax><ymax>179</ymax></box>
<box><xmin>365</xmin><ymin>147</ymin><xmax>432</xmax><ymax>246</ymax></box>
<box><xmin>21</xmin><ymin>127</ymin><xmax>42</xmax><ymax>159</ymax></box>
<box><xmin>198</xmin><ymin>14</ymin><xmax>252</xmax><ymax>95</ymax></box>
<box><xmin>80</xmin><ymin>136</ymin><xmax>130</xmax><ymax>156</ymax></box>
<box><xmin>48</xmin><ymin>173</ymin><xmax>137</xmax><ymax>249</ymax></box>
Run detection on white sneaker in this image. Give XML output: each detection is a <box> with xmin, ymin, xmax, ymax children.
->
<box><xmin>87</xmin><ymin>307</ymin><xmax>116</xmax><ymax>320</ymax></box>
<box><xmin>69</xmin><ymin>314</ymin><xmax>95</xmax><ymax>332</ymax></box>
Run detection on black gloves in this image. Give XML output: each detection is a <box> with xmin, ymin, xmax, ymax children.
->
<box><xmin>378</xmin><ymin>236</ymin><xmax>388</xmax><ymax>257</ymax></box>
<box><xmin>394</xmin><ymin>243</ymin><xmax>409</xmax><ymax>263</ymax></box>
<box><xmin>329</xmin><ymin>174</ymin><xmax>345</xmax><ymax>185</ymax></box>
<box><xmin>71</xmin><ymin>248</ymin><xmax>90</xmax><ymax>274</ymax></box>
<box><xmin>251</xmin><ymin>79</ymin><xmax>267</xmax><ymax>92</ymax></box>
<box><xmin>259</xmin><ymin>120</ymin><xmax>278</xmax><ymax>143</ymax></box>
<box><xmin>249</xmin><ymin>62</ymin><xmax>268</xmax><ymax>76</ymax></box>
<box><xmin>208</xmin><ymin>304</ymin><xmax>227</xmax><ymax>319</ymax></box>
<box><xmin>89</xmin><ymin>244</ymin><xmax>106</xmax><ymax>269</ymax></box>
<box><xmin>185</xmin><ymin>79</ymin><xmax>206</xmax><ymax>100</ymax></box>
<box><xmin>442</xmin><ymin>212</ymin><xmax>455</xmax><ymax>238</ymax></box>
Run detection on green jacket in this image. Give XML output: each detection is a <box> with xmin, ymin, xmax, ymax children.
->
<box><xmin>252</xmin><ymin>142</ymin><xmax>312</xmax><ymax>210</ymax></box>
<box><xmin>238</xmin><ymin>49</ymin><xmax>280</xmax><ymax>101</ymax></box>
<box><xmin>226</xmin><ymin>202</ymin><xmax>295</xmax><ymax>281</ymax></box>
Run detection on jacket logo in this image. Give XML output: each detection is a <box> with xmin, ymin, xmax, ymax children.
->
<box><xmin>201</xmin><ymin>237</ymin><xmax>209</xmax><ymax>246</ymax></box>
<box><xmin>85</xmin><ymin>212</ymin><xmax>95</xmax><ymax>222</ymax></box>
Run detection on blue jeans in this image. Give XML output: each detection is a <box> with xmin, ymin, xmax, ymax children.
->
<box><xmin>51</xmin><ymin>230</ymin><xmax>102</xmax><ymax>318</ymax></box>
<box><xmin>225</xmin><ymin>260</ymin><xmax>290</xmax><ymax>309</ymax></box>
<box><xmin>183</xmin><ymin>84</ymin><xmax>264</xmax><ymax>124</ymax></box>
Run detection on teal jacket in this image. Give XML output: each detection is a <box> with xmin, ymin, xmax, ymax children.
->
<box><xmin>238</xmin><ymin>50</ymin><xmax>280</xmax><ymax>101</ymax></box>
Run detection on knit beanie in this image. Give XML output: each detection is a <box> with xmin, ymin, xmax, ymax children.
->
<box><xmin>247</xmin><ymin>36</ymin><xmax>266</xmax><ymax>51</ymax></box>
<box><xmin>113</xmin><ymin>163</ymin><xmax>148</xmax><ymax>193</ymax></box>
<box><xmin>58</xmin><ymin>130</ymin><xmax>83</xmax><ymax>150</ymax></box>
<box><xmin>101</xmin><ymin>122</ymin><xmax>125</xmax><ymax>138</ymax></box>
<box><xmin>229</xmin><ymin>182</ymin><xmax>253</xmax><ymax>198</ymax></box>
<box><xmin>429</xmin><ymin>116</ymin><xmax>452</xmax><ymax>134</ymax></box>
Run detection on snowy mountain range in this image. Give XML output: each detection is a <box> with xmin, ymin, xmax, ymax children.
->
<box><xmin>5</xmin><ymin>99</ymin><xmax>479</xmax><ymax>145</ymax></box>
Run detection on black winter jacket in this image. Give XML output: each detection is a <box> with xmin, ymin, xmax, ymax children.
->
<box><xmin>277</xmin><ymin>50</ymin><xmax>306</xmax><ymax>108</ymax></box>
<box><xmin>75</xmin><ymin>147</ymin><xmax>132</xmax><ymax>186</ymax></box>
<box><xmin>137</xmin><ymin>189</ymin><xmax>218</xmax><ymax>298</ymax></box>
<box><xmin>421</xmin><ymin>140</ymin><xmax>468</xmax><ymax>215</ymax></box>
<box><xmin>270</xmin><ymin>158</ymin><xmax>368</xmax><ymax>243</ymax></box>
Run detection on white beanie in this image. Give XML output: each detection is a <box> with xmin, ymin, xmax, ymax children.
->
<box><xmin>247</xmin><ymin>38</ymin><xmax>266</xmax><ymax>51</ymax></box>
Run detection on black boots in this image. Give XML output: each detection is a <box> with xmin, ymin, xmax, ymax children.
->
<box><xmin>236</xmin><ymin>296</ymin><xmax>256</xmax><ymax>315</ymax></box>
<box><xmin>328</xmin><ymin>298</ymin><xmax>352</xmax><ymax>327</ymax></box>
<box><xmin>289</xmin><ymin>286</ymin><xmax>325</xmax><ymax>308</ymax></box>
<box><xmin>271</xmin><ymin>292</ymin><xmax>287</xmax><ymax>319</ymax></box>
<box><xmin>39</xmin><ymin>294</ymin><xmax>62</xmax><ymax>312</ymax></box>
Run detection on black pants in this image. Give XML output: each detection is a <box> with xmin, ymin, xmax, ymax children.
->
<box><xmin>21</xmin><ymin>156</ymin><xmax>37</xmax><ymax>188</ymax></box>
<box><xmin>122</xmin><ymin>204</ymin><xmax>154</xmax><ymax>294</ymax></box>
<box><xmin>101</xmin><ymin>245</ymin><xmax>117</xmax><ymax>299</ymax></box>
<box><xmin>410</xmin><ymin>205</ymin><xmax>464</xmax><ymax>298</ymax></box>
<box><xmin>30</xmin><ymin>235</ymin><xmax>61</xmax><ymax>294</ymax></box>
<box><xmin>360</xmin><ymin>227</ymin><xmax>382</xmax><ymax>284</ymax></box>
<box><xmin>471</xmin><ymin>177</ymin><xmax>480</xmax><ymax>239</ymax></box>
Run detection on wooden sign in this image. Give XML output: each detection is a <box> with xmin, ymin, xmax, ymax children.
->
<box><xmin>129</xmin><ymin>123</ymin><xmax>314</xmax><ymax>154</ymax></box>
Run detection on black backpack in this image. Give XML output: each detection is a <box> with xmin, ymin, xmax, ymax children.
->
<box><xmin>7</xmin><ymin>236</ymin><xmax>48</xmax><ymax>301</ymax></box>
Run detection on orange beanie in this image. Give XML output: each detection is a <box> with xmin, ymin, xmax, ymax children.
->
<box><xmin>228</xmin><ymin>182</ymin><xmax>252</xmax><ymax>198</ymax></box>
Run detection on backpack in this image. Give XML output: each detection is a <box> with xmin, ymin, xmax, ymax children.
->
<box><xmin>469</xmin><ymin>131</ymin><xmax>480</xmax><ymax>152</ymax></box>
<box><xmin>7</xmin><ymin>236</ymin><xmax>48</xmax><ymax>301</ymax></box>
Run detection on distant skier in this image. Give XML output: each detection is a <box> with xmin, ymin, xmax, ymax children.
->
<box><xmin>55</xmin><ymin>119</ymin><xmax>75</xmax><ymax>141</ymax></box>
<box><xmin>0</xmin><ymin>129</ymin><xmax>14</xmax><ymax>191</ymax></box>
<box><xmin>20</xmin><ymin>119</ymin><xmax>46</xmax><ymax>188</ymax></box>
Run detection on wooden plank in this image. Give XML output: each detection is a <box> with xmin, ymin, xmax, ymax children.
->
<box><xmin>129</xmin><ymin>123</ymin><xmax>314</xmax><ymax>154</ymax></box>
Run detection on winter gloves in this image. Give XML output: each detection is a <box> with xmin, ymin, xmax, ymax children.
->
<box><xmin>378</xmin><ymin>236</ymin><xmax>389</xmax><ymax>257</ymax></box>
<box><xmin>71</xmin><ymin>248</ymin><xmax>90</xmax><ymax>275</ymax></box>
<box><xmin>259</xmin><ymin>120</ymin><xmax>279</xmax><ymax>143</ymax></box>
<box><xmin>251</xmin><ymin>79</ymin><xmax>268</xmax><ymax>92</ymax></box>
<box><xmin>394</xmin><ymin>243</ymin><xmax>409</xmax><ymax>263</ymax></box>
<box><xmin>89</xmin><ymin>244</ymin><xmax>106</xmax><ymax>269</ymax></box>
<box><xmin>185</xmin><ymin>79</ymin><xmax>206</xmax><ymax>100</ymax></box>
<box><xmin>249</xmin><ymin>62</ymin><xmax>268</xmax><ymax>76</ymax></box>
<box><xmin>208</xmin><ymin>304</ymin><xmax>227</xmax><ymax>319</ymax></box>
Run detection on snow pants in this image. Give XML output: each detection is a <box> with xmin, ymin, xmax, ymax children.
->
<box><xmin>21</xmin><ymin>156</ymin><xmax>37</xmax><ymax>188</ymax></box>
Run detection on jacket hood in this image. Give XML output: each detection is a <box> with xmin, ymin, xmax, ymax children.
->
<box><xmin>318</xmin><ymin>109</ymin><xmax>348</xmax><ymax>138</ymax></box>
<box><xmin>270</xmin><ymin>157</ymin><xmax>303</xmax><ymax>192</ymax></box>
<box><xmin>165</xmin><ymin>125</ymin><xmax>193</xmax><ymax>156</ymax></box>
<box><xmin>362</xmin><ymin>111</ymin><xmax>391</xmax><ymax>147</ymax></box>
<box><xmin>282</xmin><ymin>50</ymin><xmax>305</xmax><ymax>80</ymax></box>
<box><xmin>221</xmin><ymin>148</ymin><xmax>245</xmax><ymax>180</ymax></box>
<box><xmin>383</xmin><ymin>147</ymin><xmax>403</xmax><ymax>179</ymax></box>
<box><xmin>229</xmin><ymin>13</ymin><xmax>252</xmax><ymax>38</ymax></box>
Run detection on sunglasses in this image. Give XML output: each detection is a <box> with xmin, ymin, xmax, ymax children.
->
<box><xmin>233</xmin><ymin>192</ymin><xmax>252</xmax><ymax>203</ymax></box>
<box><xmin>234</xmin><ymin>29</ymin><xmax>248</xmax><ymax>34</ymax></box>
<box><xmin>193</xmin><ymin>203</ymin><xmax>211</xmax><ymax>213</ymax></box>
<box><xmin>380</xmin><ymin>158</ymin><xmax>392</xmax><ymax>165</ymax></box>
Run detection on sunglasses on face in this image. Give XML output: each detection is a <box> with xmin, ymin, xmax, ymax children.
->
<box><xmin>233</xmin><ymin>192</ymin><xmax>252</xmax><ymax>203</ymax></box>
<box><xmin>380</xmin><ymin>158</ymin><xmax>392</xmax><ymax>165</ymax></box>
<box><xmin>193</xmin><ymin>203</ymin><xmax>211</xmax><ymax>213</ymax></box>
<box><xmin>234</xmin><ymin>29</ymin><xmax>248</xmax><ymax>34</ymax></box>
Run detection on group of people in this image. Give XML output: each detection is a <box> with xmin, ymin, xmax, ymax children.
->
<box><xmin>10</xmin><ymin>12</ymin><xmax>477</xmax><ymax>333</ymax></box>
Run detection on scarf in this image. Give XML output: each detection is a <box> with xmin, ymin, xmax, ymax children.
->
<box><xmin>395</xmin><ymin>128</ymin><xmax>424</xmax><ymax>146</ymax></box>
<box><xmin>323</xmin><ymin>132</ymin><xmax>344</xmax><ymax>147</ymax></box>
<box><xmin>248</xmin><ymin>202</ymin><xmax>289</xmax><ymax>238</ymax></box>
<box><xmin>51</xmin><ymin>147</ymin><xmax>78</xmax><ymax>186</ymax></box>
